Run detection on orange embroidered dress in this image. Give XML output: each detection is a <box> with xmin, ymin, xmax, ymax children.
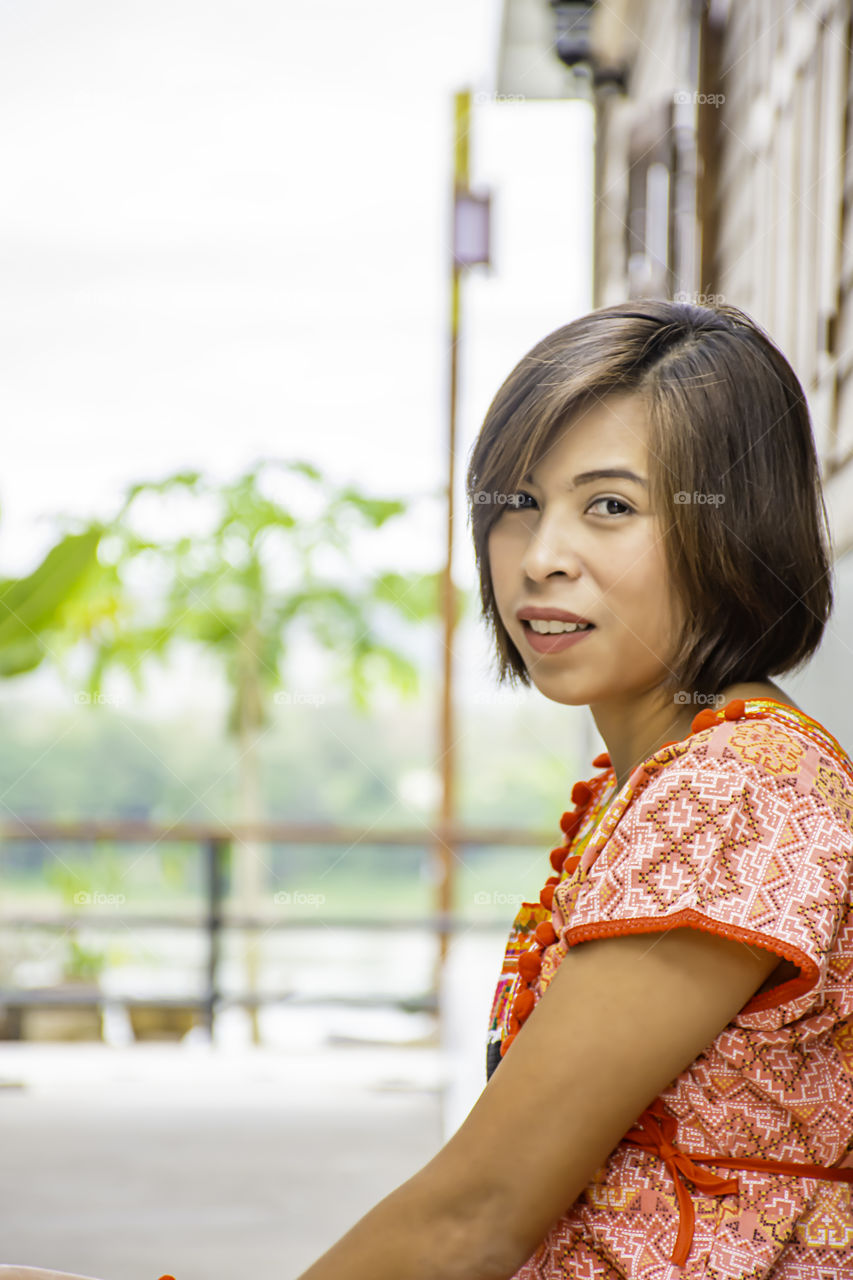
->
<box><xmin>485</xmin><ymin>698</ymin><xmax>853</xmax><ymax>1278</ymax></box>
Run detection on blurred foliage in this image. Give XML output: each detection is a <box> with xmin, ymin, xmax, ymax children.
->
<box><xmin>0</xmin><ymin>697</ymin><xmax>581</xmax><ymax>838</ymax></box>
<box><xmin>43</xmin><ymin>845</ymin><xmax>129</xmax><ymax>981</ymax></box>
<box><xmin>63</xmin><ymin>937</ymin><xmax>107</xmax><ymax>983</ymax></box>
<box><xmin>0</xmin><ymin>528</ymin><xmax>103</xmax><ymax>678</ymax></box>
<box><xmin>0</xmin><ymin>457</ymin><xmax>471</xmax><ymax>995</ymax></box>
<box><xmin>51</xmin><ymin>457</ymin><xmax>464</xmax><ymax>730</ymax></box>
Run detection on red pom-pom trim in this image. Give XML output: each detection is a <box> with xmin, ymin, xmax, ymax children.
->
<box><xmin>517</xmin><ymin>950</ymin><xmax>542</xmax><ymax>982</ymax></box>
<box><xmin>691</xmin><ymin>708</ymin><xmax>718</xmax><ymax>733</ymax></box>
<box><xmin>550</xmin><ymin>846</ymin><xmax>567</xmax><ymax>872</ymax></box>
<box><xmin>539</xmin><ymin>884</ymin><xmax>555</xmax><ymax>910</ymax></box>
<box><xmin>500</xmin><ymin>1033</ymin><xmax>516</xmax><ymax>1056</ymax></box>
<box><xmin>512</xmin><ymin>988</ymin><xmax>535</xmax><ymax>1021</ymax></box>
<box><xmin>559</xmin><ymin>809</ymin><xmax>583</xmax><ymax>835</ymax></box>
<box><xmin>571</xmin><ymin>780</ymin><xmax>592</xmax><ymax>806</ymax></box>
<box><xmin>592</xmin><ymin>751</ymin><xmax>611</xmax><ymax>768</ymax></box>
<box><xmin>534</xmin><ymin>921</ymin><xmax>558</xmax><ymax>947</ymax></box>
<box><xmin>508</xmin><ymin>1014</ymin><xmax>520</xmax><ymax>1035</ymax></box>
<box><xmin>724</xmin><ymin>697</ymin><xmax>746</xmax><ymax>720</ymax></box>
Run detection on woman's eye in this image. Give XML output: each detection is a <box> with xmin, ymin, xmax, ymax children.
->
<box><xmin>503</xmin><ymin>492</ymin><xmax>633</xmax><ymax>517</ymax></box>
<box><xmin>587</xmin><ymin>496</ymin><xmax>633</xmax><ymax>517</ymax></box>
<box><xmin>506</xmin><ymin>491</ymin><xmax>536</xmax><ymax>509</ymax></box>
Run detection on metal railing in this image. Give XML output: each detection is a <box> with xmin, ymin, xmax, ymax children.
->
<box><xmin>0</xmin><ymin>818</ymin><xmax>555</xmax><ymax>1038</ymax></box>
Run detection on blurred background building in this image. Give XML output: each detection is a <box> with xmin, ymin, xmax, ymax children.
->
<box><xmin>497</xmin><ymin>0</ymin><xmax>853</xmax><ymax>749</ymax></box>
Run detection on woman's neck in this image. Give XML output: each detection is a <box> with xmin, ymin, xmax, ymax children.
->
<box><xmin>591</xmin><ymin>679</ymin><xmax>798</xmax><ymax>791</ymax></box>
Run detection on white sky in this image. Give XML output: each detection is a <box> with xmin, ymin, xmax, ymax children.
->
<box><xmin>0</xmin><ymin>0</ymin><xmax>594</xmax><ymax>711</ymax></box>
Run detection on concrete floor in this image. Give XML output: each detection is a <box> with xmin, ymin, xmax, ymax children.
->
<box><xmin>0</xmin><ymin>1040</ymin><xmax>446</xmax><ymax>1280</ymax></box>
<box><xmin>0</xmin><ymin>932</ymin><xmax>507</xmax><ymax>1278</ymax></box>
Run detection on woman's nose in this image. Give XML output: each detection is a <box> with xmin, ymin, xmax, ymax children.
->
<box><xmin>520</xmin><ymin>513</ymin><xmax>583</xmax><ymax>581</ymax></box>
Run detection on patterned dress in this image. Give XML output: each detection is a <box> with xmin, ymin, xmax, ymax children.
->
<box><xmin>485</xmin><ymin>698</ymin><xmax>853</xmax><ymax>1278</ymax></box>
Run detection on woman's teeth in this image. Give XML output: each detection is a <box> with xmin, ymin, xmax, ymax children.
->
<box><xmin>526</xmin><ymin>620</ymin><xmax>592</xmax><ymax>634</ymax></box>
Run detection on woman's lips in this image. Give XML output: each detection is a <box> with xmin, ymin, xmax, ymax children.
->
<box><xmin>521</xmin><ymin>620</ymin><xmax>595</xmax><ymax>654</ymax></box>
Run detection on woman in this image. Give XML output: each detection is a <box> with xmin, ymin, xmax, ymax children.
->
<box><xmin>296</xmin><ymin>299</ymin><xmax>853</xmax><ymax>1279</ymax></box>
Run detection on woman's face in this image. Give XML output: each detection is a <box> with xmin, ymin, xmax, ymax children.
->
<box><xmin>487</xmin><ymin>390</ymin><xmax>684</xmax><ymax>708</ymax></box>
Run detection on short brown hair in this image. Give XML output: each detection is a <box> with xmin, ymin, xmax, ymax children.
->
<box><xmin>465</xmin><ymin>298</ymin><xmax>834</xmax><ymax>701</ymax></box>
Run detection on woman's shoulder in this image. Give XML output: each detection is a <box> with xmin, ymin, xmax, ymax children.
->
<box><xmin>642</xmin><ymin>693</ymin><xmax>853</xmax><ymax>832</ymax></box>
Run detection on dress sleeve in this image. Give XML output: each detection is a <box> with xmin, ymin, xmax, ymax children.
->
<box><xmin>553</xmin><ymin>723</ymin><xmax>853</xmax><ymax>1032</ymax></box>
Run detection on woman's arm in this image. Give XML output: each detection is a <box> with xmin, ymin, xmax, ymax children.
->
<box><xmin>295</xmin><ymin>923</ymin><xmax>781</xmax><ymax>1279</ymax></box>
<box><xmin>294</xmin><ymin>1156</ymin><xmax>516</xmax><ymax>1280</ymax></box>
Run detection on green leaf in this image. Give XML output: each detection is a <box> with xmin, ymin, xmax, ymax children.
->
<box><xmin>0</xmin><ymin>529</ymin><xmax>101</xmax><ymax>651</ymax></box>
<box><xmin>284</xmin><ymin>460</ymin><xmax>324</xmax><ymax>483</ymax></box>
<box><xmin>0</xmin><ymin>636</ymin><xmax>46</xmax><ymax>677</ymax></box>
<box><xmin>335</xmin><ymin>491</ymin><xmax>407</xmax><ymax>528</ymax></box>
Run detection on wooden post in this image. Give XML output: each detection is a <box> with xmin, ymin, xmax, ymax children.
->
<box><xmin>431</xmin><ymin>88</ymin><xmax>471</xmax><ymax>999</ymax></box>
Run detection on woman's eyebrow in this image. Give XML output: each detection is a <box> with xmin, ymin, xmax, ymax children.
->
<box><xmin>522</xmin><ymin>467</ymin><xmax>649</xmax><ymax>488</ymax></box>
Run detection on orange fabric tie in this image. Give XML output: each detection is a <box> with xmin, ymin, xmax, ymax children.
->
<box><xmin>622</xmin><ymin>1097</ymin><xmax>853</xmax><ymax>1267</ymax></box>
<box><xmin>622</xmin><ymin>1098</ymin><xmax>738</xmax><ymax>1266</ymax></box>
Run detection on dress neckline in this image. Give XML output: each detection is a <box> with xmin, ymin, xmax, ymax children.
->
<box><xmin>592</xmin><ymin>695</ymin><xmax>852</xmax><ymax>820</ymax></box>
<box><xmin>598</xmin><ymin>695</ymin><xmax>848</xmax><ymax>777</ymax></box>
